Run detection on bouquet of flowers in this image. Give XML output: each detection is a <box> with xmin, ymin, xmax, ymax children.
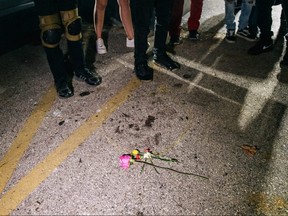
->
<box><xmin>119</xmin><ymin>148</ymin><xmax>208</xmax><ymax>179</ymax></box>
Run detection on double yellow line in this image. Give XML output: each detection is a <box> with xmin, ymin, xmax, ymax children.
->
<box><xmin>0</xmin><ymin>77</ymin><xmax>140</xmax><ymax>215</ymax></box>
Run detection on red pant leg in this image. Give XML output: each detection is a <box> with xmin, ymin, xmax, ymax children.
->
<box><xmin>188</xmin><ymin>0</ymin><xmax>203</xmax><ymax>31</ymax></box>
<box><xmin>169</xmin><ymin>0</ymin><xmax>185</xmax><ymax>38</ymax></box>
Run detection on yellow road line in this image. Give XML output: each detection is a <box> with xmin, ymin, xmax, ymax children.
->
<box><xmin>0</xmin><ymin>77</ymin><xmax>140</xmax><ymax>215</ymax></box>
<box><xmin>0</xmin><ymin>86</ymin><xmax>56</xmax><ymax>193</ymax></box>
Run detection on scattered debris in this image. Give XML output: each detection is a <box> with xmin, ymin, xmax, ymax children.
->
<box><xmin>183</xmin><ymin>74</ymin><xmax>192</xmax><ymax>79</ymax></box>
<box><xmin>145</xmin><ymin>115</ymin><xmax>155</xmax><ymax>127</ymax></box>
<box><xmin>122</xmin><ymin>113</ymin><xmax>130</xmax><ymax>117</ymax></box>
<box><xmin>79</xmin><ymin>91</ymin><xmax>90</xmax><ymax>97</ymax></box>
<box><xmin>241</xmin><ymin>145</ymin><xmax>258</xmax><ymax>157</ymax></box>
<box><xmin>115</xmin><ymin>125</ymin><xmax>123</xmax><ymax>134</ymax></box>
<box><xmin>154</xmin><ymin>132</ymin><xmax>161</xmax><ymax>145</ymax></box>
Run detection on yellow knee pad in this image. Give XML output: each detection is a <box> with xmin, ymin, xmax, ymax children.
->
<box><xmin>60</xmin><ymin>9</ymin><xmax>82</xmax><ymax>41</ymax></box>
<box><xmin>39</xmin><ymin>14</ymin><xmax>62</xmax><ymax>48</ymax></box>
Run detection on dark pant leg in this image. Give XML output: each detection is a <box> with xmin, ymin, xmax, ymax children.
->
<box><xmin>153</xmin><ymin>0</ymin><xmax>174</xmax><ymax>55</ymax></box>
<box><xmin>256</xmin><ymin>0</ymin><xmax>274</xmax><ymax>40</ymax></box>
<box><xmin>34</xmin><ymin>0</ymin><xmax>58</xmax><ymax>16</ymax></box>
<box><xmin>131</xmin><ymin>0</ymin><xmax>154</xmax><ymax>66</ymax></box>
<box><xmin>58</xmin><ymin>0</ymin><xmax>86</xmax><ymax>72</ymax></box>
<box><xmin>249</xmin><ymin>5</ymin><xmax>258</xmax><ymax>37</ymax></box>
<box><xmin>34</xmin><ymin>0</ymin><xmax>68</xmax><ymax>86</ymax></box>
<box><xmin>281</xmin><ymin>0</ymin><xmax>288</xmax><ymax>34</ymax></box>
<box><xmin>169</xmin><ymin>0</ymin><xmax>184</xmax><ymax>39</ymax></box>
<box><xmin>57</xmin><ymin>0</ymin><xmax>78</xmax><ymax>11</ymax></box>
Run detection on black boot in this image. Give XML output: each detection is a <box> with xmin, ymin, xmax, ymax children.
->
<box><xmin>153</xmin><ymin>52</ymin><xmax>180</xmax><ymax>71</ymax></box>
<box><xmin>67</xmin><ymin>40</ymin><xmax>102</xmax><ymax>86</ymax></box>
<box><xmin>44</xmin><ymin>47</ymin><xmax>74</xmax><ymax>98</ymax></box>
<box><xmin>134</xmin><ymin>63</ymin><xmax>153</xmax><ymax>81</ymax></box>
<box><xmin>55</xmin><ymin>80</ymin><xmax>74</xmax><ymax>98</ymax></box>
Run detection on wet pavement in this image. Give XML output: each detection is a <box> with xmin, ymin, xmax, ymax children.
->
<box><xmin>0</xmin><ymin>0</ymin><xmax>287</xmax><ymax>215</ymax></box>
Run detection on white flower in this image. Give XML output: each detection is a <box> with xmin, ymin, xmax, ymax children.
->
<box><xmin>143</xmin><ymin>152</ymin><xmax>152</xmax><ymax>159</ymax></box>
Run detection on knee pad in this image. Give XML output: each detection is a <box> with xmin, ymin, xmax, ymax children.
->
<box><xmin>60</xmin><ymin>9</ymin><xmax>82</xmax><ymax>41</ymax></box>
<box><xmin>39</xmin><ymin>14</ymin><xmax>62</xmax><ymax>48</ymax></box>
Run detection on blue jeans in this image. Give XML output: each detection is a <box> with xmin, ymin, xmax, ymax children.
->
<box><xmin>225</xmin><ymin>0</ymin><xmax>254</xmax><ymax>31</ymax></box>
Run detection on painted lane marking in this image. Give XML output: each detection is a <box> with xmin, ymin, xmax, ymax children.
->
<box><xmin>0</xmin><ymin>86</ymin><xmax>56</xmax><ymax>193</ymax></box>
<box><xmin>0</xmin><ymin>77</ymin><xmax>140</xmax><ymax>215</ymax></box>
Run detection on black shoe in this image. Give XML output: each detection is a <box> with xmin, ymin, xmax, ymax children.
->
<box><xmin>75</xmin><ymin>68</ymin><xmax>102</xmax><ymax>85</ymax></box>
<box><xmin>169</xmin><ymin>36</ymin><xmax>183</xmax><ymax>45</ymax></box>
<box><xmin>225</xmin><ymin>30</ymin><xmax>236</xmax><ymax>43</ymax></box>
<box><xmin>134</xmin><ymin>64</ymin><xmax>153</xmax><ymax>81</ymax></box>
<box><xmin>153</xmin><ymin>53</ymin><xmax>180</xmax><ymax>71</ymax></box>
<box><xmin>247</xmin><ymin>38</ymin><xmax>273</xmax><ymax>55</ymax></box>
<box><xmin>236</xmin><ymin>27</ymin><xmax>258</xmax><ymax>42</ymax></box>
<box><xmin>56</xmin><ymin>82</ymin><xmax>74</xmax><ymax>98</ymax></box>
<box><xmin>189</xmin><ymin>30</ymin><xmax>200</xmax><ymax>41</ymax></box>
<box><xmin>277</xmin><ymin>72</ymin><xmax>288</xmax><ymax>83</ymax></box>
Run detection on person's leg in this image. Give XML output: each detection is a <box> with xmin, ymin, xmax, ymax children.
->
<box><xmin>130</xmin><ymin>0</ymin><xmax>154</xmax><ymax>80</ymax></box>
<box><xmin>153</xmin><ymin>0</ymin><xmax>180</xmax><ymax>71</ymax></box>
<box><xmin>224</xmin><ymin>0</ymin><xmax>237</xmax><ymax>43</ymax></box>
<box><xmin>187</xmin><ymin>0</ymin><xmax>203</xmax><ymax>40</ymax></box>
<box><xmin>118</xmin><ymin>0</ymin><xmax>134</xmax><ymax>39</ymax></box>
<box><xmin>94</xmin><ymin>0</ymin><xmax>108</xmax><ymax>54</ymax></box>
<box><xmin>248</xmin><ymin>3</ymin><xmax>258</xmax><ymax>38</ymax></box>
<box><xmin>224</xmin><ymin>0</ymin><xmax>236</xmax><ymax>31</ymax></box>
<box><xmin>257</xmin><ymin>0</ymin><xmax>274</xmax><ymax>40</ymax></box>
<box><xmin>34</xmin><ymin>0</ymin><xmax>73</xmax><ymax>98</ymax></box>
<box><xmin>168</xmin><ymin>0</ymin><xmax>184</xmax><ymax>44</ymax></box>
<box><xmin>94</xmin><ymin>0</ymin><xmax>108</xmax><ymax>39</ymax></box>
<box><xmin>247</xmin><ymin>0</ymin><xmax>274</xmax><ymax>55</ymax></box>
<box><xmin>188</xmin><ymin>0</ymin><xmax>203</xmax><ymax>31</ymax></box>
<box><xmin>236</xmin><ymin>0</ymin><xmax>257</xmax><ymax>41</ymax></box>
<box><xmin>153</xmin><ymin>0</ymin><xmax>174</xmax><ymax>55</ymax></box>
<box><xmin>117</xmin><ymin>0</ymin><xmax>134</xmax><ymax>47</ymax></box>
<box><xmin>59</xmin><ymin>0</ymin><xmax>102</xmax><ymax>86</ymax></box>
<box><xmin>238</xmin><ymin>0</ymin><xmax>253</xmax><ymax>30</ymax></box>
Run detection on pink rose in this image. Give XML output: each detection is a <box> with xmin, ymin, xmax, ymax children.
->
<box><xmin>119</xmin><ymin>154</ymin><xmax>132</xmax><ymax>169</ymax></box>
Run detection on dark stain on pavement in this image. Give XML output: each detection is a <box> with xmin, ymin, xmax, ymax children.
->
<box><xmin>154</xmin><ymin>132</ymin><xmax>161</xmax><ymax>145</ymax></box>
<box><xmin>144</xmin><ymin>115</ymin><xmax>155</xmax><ymax>127</ymax></box>
<box><xmin>79</xmin><ymin>91</ymin><xmax>91</xmax><ymax>97</ymax></box>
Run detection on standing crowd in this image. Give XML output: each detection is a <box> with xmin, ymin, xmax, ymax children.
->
<box><xmin>33</xmin><ymin>0</ymin><xmax>288</xmax><ymax>98</ymax></box>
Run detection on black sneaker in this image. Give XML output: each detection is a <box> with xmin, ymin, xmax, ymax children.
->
<box><xmin>225</xmin><ymin>30</ymin><xmax>236</xmax><ymax>43</ymax></box>
<box><xmin>169</xmin><ymin>36</ymin><xmax>183</xmax><ymax>45</ymax></box>
<box><xmin>189</xmin><ymin>30</ymin><xmax>200</xmax><ymax>41</ymax></box>
<box><xmin>236</xmin><ymin>27</ymin><xmax>258</xmax><ymax>42</ymax></box>
<box><xmin>75</xmin><ymin>68</ymin><xmax>102</xmax><ymax>86</ymax></box>
<box><xmin>153</xmin><ymin>53</ymin><xmax>180</xmax><ymax>71</ymax></box>
<box><xmin>247</xmin><ymin>39</ymin><xmax>273</xmax><ymax>55</ymax></box>
<box><xmin>134</xmin><ymin>64</ymin><xmax>153</xmax><ymax>81</ymax></box>
<box><xmin>55</xmin><ymin>81</ymin><xmax>74</xmax><ymax>98</ymax></box>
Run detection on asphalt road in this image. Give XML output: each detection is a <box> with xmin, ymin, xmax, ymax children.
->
<box><xmin>0</xmin><ymin>0</ymin><xmax>287</xmax><ymax>215</ymax></box>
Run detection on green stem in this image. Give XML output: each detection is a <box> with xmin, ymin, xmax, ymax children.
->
<box><xmin>151</xmin><ymin>155</ymin><xmax>178</xmax><ymax>162</ymax></box>
<box><xmin>135</xmin><ymin>160</ymin><xmax>209</xmax><ymax>179</ymax></box>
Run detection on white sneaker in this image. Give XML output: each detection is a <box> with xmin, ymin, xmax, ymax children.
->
<box><xmin>126</xmin><ymin>38</ymin><xmax>134</xmax><ymax>48</ymax></box>
<box><xmin>96</xmin><ymin>38</ymin><xmax>107</xmax><ymax>54</ymax></box>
